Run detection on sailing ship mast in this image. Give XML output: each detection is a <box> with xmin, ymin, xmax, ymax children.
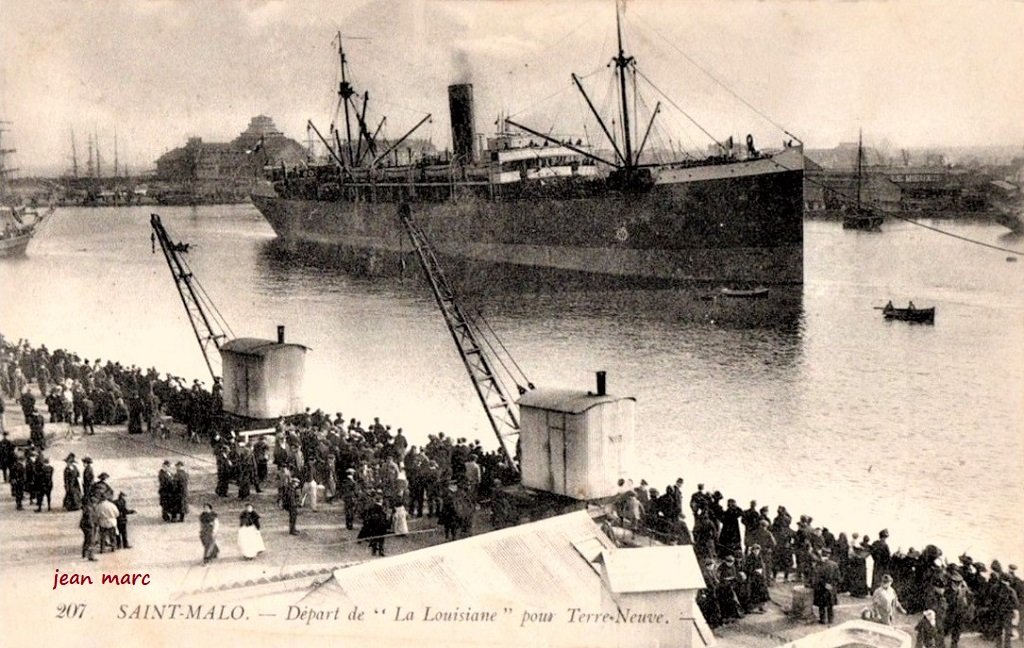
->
<box><xmin>70</xmin><ymin>128</ymin><xmax>79</xmax><ymax>178</ymax></box>
<box><xmin>614</xmin><ymin>2</ymin><xmax>635</xmax><ymax>169</ymax></box>
<box><xmin>856</xmin><ymin>129</ymin><xmax>863</xmax><ymax>208</ymax></box>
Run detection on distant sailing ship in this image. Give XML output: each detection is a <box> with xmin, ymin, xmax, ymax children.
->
<box><xmin>841</xmin><ymin>131</ymin><xmax>884</xmax><ymax>232</ymax></box>
<box><xmin>0</xmin><ymin>121</ymin><xmax>53</xmax><ymax>258</ymax></box>
<box><xmin>251</xmin><ymin>4</ymin><xmax>805</xmax><ymax>287</ymax></box>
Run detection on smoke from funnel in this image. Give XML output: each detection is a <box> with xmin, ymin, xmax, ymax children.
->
<box><xmin>452</xmin><ymin>48</ymin><xmax>472</xmax><ymax>84</ymax></box>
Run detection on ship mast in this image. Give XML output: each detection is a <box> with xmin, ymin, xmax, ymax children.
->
<box><xmin>0</xmin><ymin>121</ymin><xmax>15</xmax><ymax>202</ymax></box>
<box><xmin>337</xmin><ymin>33</ymin><xmax>355</xmax><ymax>166</ymax></box>
<box><xmin>70</xmin><ymin>128</ymin><xmax>79</xmax><ymax>178</ymax></box>
<box><xmin>856</xmin><ymin>129</ymin><xmax>863</xmax><ymax>208</ymax></box>
<box><xmin>614</xmin><ymin>1</ymin><xmax>635</xmax><ymax>169</ymax></box>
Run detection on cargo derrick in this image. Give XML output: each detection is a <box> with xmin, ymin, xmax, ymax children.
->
<box><xmin>151</xmin><ymin>213</ymin><xmax>308</xmax><ymax>428</ymax></box>
<box><xmin>150</xmin><ymin>213</ymin><xmax>231</xmax><ymax>382</ymax></box>
<box><xmin>397</xmin><ymin>203</ymin><xmax>531</xmax><ymax>475</ymax></box>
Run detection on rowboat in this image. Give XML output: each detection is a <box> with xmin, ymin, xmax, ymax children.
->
<box><xmin>881</xmin><ymin>301</ymin><xmax>935</xmax><ymax>324</ymax></box>
<box><xmin>720</xmin><ymin>286</ymin><xmax>769</xmax><ymax>298</ymax></box>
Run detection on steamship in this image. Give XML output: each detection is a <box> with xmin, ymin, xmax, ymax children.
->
<box><xmin>251</xmin><ymin>15</ymin><xmax>805</xmax><ymax>287</ymax></box>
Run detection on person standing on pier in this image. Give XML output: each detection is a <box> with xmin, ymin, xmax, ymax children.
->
<box><xmin>157</xmin><ymin>460</ymin><xmax>173</xmax><ymax>521</ymax></box>
<box><xmin>95</xmin><ymin>494</ymin><xmax>119</xmax><ymax>553</ymax></box>
<box><xmin>236</xmin><ymin>440</ymin><xmax>256</xmax><ymax>500</ymax></box>
<box><xmin>915</xmin><ymin>609</ymin><xmax>940</xmax><ymax>648</ymax></box>
<box><xmin>34</xmin><ymin>457</ymin><xmax>53</xmax><ymax>512</ymax></box>
<box><xmin>173</xmin><ymin>462</ymin><xmax>190</xmax><ymax>522</ymax></box>
<box><xmin>237</xmin><ymin>503</ymin><xmax>265</xmax><ymax>559</ymax></box>
<box><xmin>114</xmin><ymin>492</ymin><xmax>134</xmax><ymax>549</ymax></box>
<box><xmin>944</xmin><ymin>570</ymin><xmax>971</xmax><ymax>648</ymax></box>
<box><xmin>813</xmin><ymin>549</ymin><xmax>841</xmax><ymax>625</ymax></box>
<box><xmin>719</xmin><ymin>499</ymin><xmax>743</xmax><ymax>557</ymax></box>
<box><xmin>282</xmin><ymin>476</ymin><xmax>301</xmax><ymax>535</ymax></box>
<box><xmin>81</xmin><ymin>457</ymin><xmax>94</xmax><ymax>497</ymax></box>
<box><xmin>62</xmin><ymin>454</ymin><xmax>82</xmax><ymax>511</ymax></box>
<box><xmin>81</xmin><ymin>393</ymin><xmax>96</xmax><ymax>435</ymax></box>
<box><xmin>871</xmin><ymin>574</ymin><xmax>907</xmax><ymax>625</ymax></box>
<box><xmin>79</xmin><ymin>499</ymin><xmax>97</xmax><ymax>561</ymax></box>
<box><xmin>871</xmin><ymin>529</ymin><xmax>892</xmax><ymax>590</ymax></box>
<box><xmin>0</xmin><ymin>431</ymin><xmax>14</xmax><ymax>483</ymax></box>
<box><xmin>9</xmin><ymin>452</ymin><xmax>26</xmax><ymax>510</ymax></box>
<box><xmin>198</xmin><ymin>503</ymin><xmax>220</xmax><ymax>564</ymax></box>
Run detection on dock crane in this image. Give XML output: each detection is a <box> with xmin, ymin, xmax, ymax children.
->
<box><xmin>397</xmin><ymin>203</ymin><xmax>531</xmax><ymax>474</ymax></box>
<box><xmin>150</xmin><ymin>213</ymin><xmax>233</xmax><ymax>382</ymax></box>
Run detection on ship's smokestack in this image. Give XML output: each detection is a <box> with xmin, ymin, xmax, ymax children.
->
<box><xmin>596</xmin><ymin>371</ymin><xmax>607</xmax><ymax>397</ymax></box>
<box><xmin>277</xmin><ymin>325</ymin><xmax>285</xmax><ymax>344</ymax></box>
<box><xmin>448</xmin><ymin>83</ymin><xmax>476</xmax><ymax>165</ymax></box>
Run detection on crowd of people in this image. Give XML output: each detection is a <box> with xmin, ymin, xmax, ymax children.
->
<box><xmin>609</xmin><ymin>477</ymin><xmax>1023</xmax><ymax>646</ymax></box>
<box><xmin>1</xmin><ymin>337</ymin><xmax>519</xmax><ymax>562</ymax></box>
<box><xmin>3</xmin><ymin>337</ymin><xmax>1022</xmax><ymax>646</ymax></box>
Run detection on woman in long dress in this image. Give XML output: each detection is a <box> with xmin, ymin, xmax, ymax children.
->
<box><xmin>237</xmin><ymin>504</ymin><xmax>265</xmax><ymax>559</ymax></box>
<box><xmin>63</xmin><ymin>455</ymin><xmax>82</xmax><ymax>511</ymax></box>
<box><xmin>199</xmin><ymin>503</ymin><xmax>220</xmax><ymax>564</ymax></box>
<box><xmin>392</xmin><ymin>502</ymin><xmax>409</xmax><ymax>536</ymax></box>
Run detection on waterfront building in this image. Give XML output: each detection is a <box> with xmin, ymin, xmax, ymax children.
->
<box><xmin>155</xmin><ymin>115</ymin><xmax>306</xmax><ymax>203</ymax></box>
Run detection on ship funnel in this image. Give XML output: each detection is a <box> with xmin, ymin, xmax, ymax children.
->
<box><xmin>596</xmin><ymin>371</ymin><xmax>607</xmax><ymax>396</ymax></box>
<box><xmin>277</xmin><ymin>325</ymin><xmax>286</xmax><ymax>344</ymax></box>
<box><xmin>448</xmin><ymin>83</ymin><xmax>476</xmax><ymax>165</ymax></box>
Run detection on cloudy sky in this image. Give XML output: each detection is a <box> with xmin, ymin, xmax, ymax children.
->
<box><xmin>2</xmin><ymin>0</ymin><xmax>1022</xmax><ymax>175</ymax></box>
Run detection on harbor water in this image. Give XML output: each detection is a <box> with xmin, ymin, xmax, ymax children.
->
<box><xmin>1</xmin><ymin>205</ymin><xmax>1021</xmax><ymax>565</ymax></box>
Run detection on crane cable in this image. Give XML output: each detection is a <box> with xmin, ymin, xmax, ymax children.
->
<box><xmin>474</xmin><ymin>308</ymin><xmax>534</xmax><ymax>391</ymax></box>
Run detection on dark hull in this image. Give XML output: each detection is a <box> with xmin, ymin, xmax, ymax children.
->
<box><xmin>252</xmin><ymin>151</ymin><xmax>804</xmax><ymax>286</ymax></box>
<box><xmin>883</xmin><ymin>307</ymin><xmax>935</xmax><ymax>324</ymax></box>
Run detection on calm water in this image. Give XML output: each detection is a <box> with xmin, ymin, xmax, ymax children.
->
<box><xmin>2</xmin><ymin>205</ymin><xmax>1022</xmax><ymax>563</ymax></box>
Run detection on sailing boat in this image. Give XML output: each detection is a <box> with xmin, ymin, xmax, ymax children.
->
<box><xmin>842</xmin><ymin>131</ymin><xmax>883</xmax><ymax>231</ymax></box>
<box><xmin>0</xmin><ymin>121</ymin><xmax>54</xmax><ymax>258</ymax></box>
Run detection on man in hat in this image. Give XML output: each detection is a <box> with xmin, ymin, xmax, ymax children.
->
<box><xmin>173</xmin><ymin>462</ymin><xmax>190</xmax><ymax>522</ymax></box>
<box><xmin>81</xmin><ymin>457</ymin><xmax>95</xmax><ymax>498</ymax></box>
<box><xmin>282</xmin><ymin>476</ymin><xmax>300</xmax><ymax>535</ymax></box>
<box><xmin>236</xmin><ymin>440</ymin><xmax>256</xmax><ymax>500</ymax></box>
<box><xmin>79</xmin><ymin>497</ymin><xmax>98</xmax><ymax>561</ymax></box>
<box><xmin>944</xmin><ymin>569</ymin><xmax>971</xmax><ymax>648</ymax></box>
<box><xmin>439</xmin><ymin>482</ymin><xmax>462</xmax><ymax>542</ymax></box>
<box><xmin>9</xmin><ymin>451</ymin><xmax>26</xmax><ymax>510</ymax></box>
<box><xmin>871</xmin><ymin>529</ymin><xmax>892</xmax><ymax>590</ymax></box>
<box><xmin>114</xmin><ymin>492</ymin><xmax>135</xmax><ymax>549</ymax></box>
<box><xmin>34</xmin><ymin>456</ymin><xmax>54</xmax><ymax>512</ymax></box>
<box><xmin>717</xmin><ymin>554</ymin><xmax>745</xmax><ymax>622</ymax></box>
<box><xmin>988</xmin><ymin>566</ymin><xmax>1020</xmax><ymax>648</ymax></box>
<box><xmin>871</xmin><ymin>574</ymin><xmax>906</xmax><ymax>625</ymax></box>
<box><xmin>28</xmin><ymin>407</ymin><xmax>46</xmax><ymax>450</ymax></box>
<box><xmin>814</xmin><ymin>548</ymin><xmax>841</xmax><ymax>624</ymax></box>
<box><xmin>0</xmin><ymin>431</ymin><xmax>14</xmax><ymax>483</ymax></box>
<box><xmin>698</xmin><ymin>557</ymin><xmax>724</xmax><ymax>628</ymax></box>
<box><xmin>157</xmin><ymin>460</ymin><xmax>173</xmax><ymax>521</ymax></box>
<box><xmin>359</xmin><ymin>491</ymin><xmax>390</xmax><ymax>557</ymax></box>
<box><xmin>91</xmin><ymin>472</ymin><xmax>113</xmax><ymax>503</ymax></box>
<box><xmin>340</xmin><ymin>468</ymin><xmax>360</xmax><ymax>530</ymax></box>
<box><xmin>95</xmin><ymin>493</ymin><xmax>119</xmax><ymax>553</ymax></box>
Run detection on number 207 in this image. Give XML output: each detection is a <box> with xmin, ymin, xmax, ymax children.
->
<box><xmin>56</xmin><ymin>603</ymin><xmax>86</xmax><ymax>619</ymax></box>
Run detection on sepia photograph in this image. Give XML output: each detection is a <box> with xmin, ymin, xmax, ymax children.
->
<box><xmin>1</xmin><ymin>1</ymin><xmax>1022</xmax><ymax>647</ymax></box>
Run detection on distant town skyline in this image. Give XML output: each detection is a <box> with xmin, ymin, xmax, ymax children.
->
<box><xmin>2</xmin><ymin>0</ymin><xmax>1023</xmax><ymax>177</ymax></box>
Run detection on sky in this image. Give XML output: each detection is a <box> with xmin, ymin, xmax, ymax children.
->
<box><xmin>1</xmin><ymin>0</ymin><xmax>1022</xmax><ymax>176</ymax></box>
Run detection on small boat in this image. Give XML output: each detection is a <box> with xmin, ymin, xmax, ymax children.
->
<box><xmin>842</xmin><ymin>209</ymin><xmax>884</xmax><ymax>231</ymax></box>
<box><xmin>720</xmin><ymin>286</ymin><xmax>769</xmax><ymax>298</ymax></box>
<box><xmin>0</xmin><ymin>205</ymin><xmax>53</xmax><ymax>258</ymax></box>
<box><xmin>880</xmin><ymin>301</ymin><xmax>935</xmax><ymax>324</ymax></box>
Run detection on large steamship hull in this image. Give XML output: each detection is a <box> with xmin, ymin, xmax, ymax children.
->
<box><xmin>252</xmin><ymin>148</ymin><xmax>804</xmax><ymax>286</ymax></box>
